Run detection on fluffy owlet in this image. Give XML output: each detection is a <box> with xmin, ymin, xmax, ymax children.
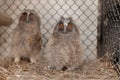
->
<box><xmin>11</xmin><ymin>9</ymin><xmax>42</xmax><ymax>63</ymax></box>
<box><xmin>44</xmin><ymin>16</ymin><xmax>82</xmax><ymax>70</ymax></box>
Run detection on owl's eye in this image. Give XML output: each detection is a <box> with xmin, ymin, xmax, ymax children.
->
<box><xmin>19</xmin><ymin>12</ymin><xmax>27</xmax><ymax>21</ymax></box>
<box><xmin>28</xmin><ymin>13</ymin><xmax>35</xmax><ymax>22</ymax></box>
<box><xmin>67</xmin><ymin>22</ymin><xmax>73</xmax><ymax>32</ymax></box>
<box><xmin>58</xmin><ymin>22</ymin><xmax>64</xmax><ymax>31</ymax></box>
<box><xmin>22</xmin><ymin>12</ymin><xmax>27</xmax><ymax>15</ymax></box>
<box><xmin>29</xmin><ymin>13</ymin><xmax>34</xmax><ymax>16</ymax></box>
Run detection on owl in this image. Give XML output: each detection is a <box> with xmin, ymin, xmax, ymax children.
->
<box><xmin>44</xmin><ymin>16</ymin><xmax>82</xmax><ymax>71</ymax></box>
<box><xmin>11</xmin><ymin>9</ymin><xmax>42</xmax><ymax>63</ymax></box>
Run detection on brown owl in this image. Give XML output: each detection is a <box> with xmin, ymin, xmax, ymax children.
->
<box><xmin>44</xmin><ymin>16</ymin><xmax>82</xmax><ymax>71</ymax></box>
<box><xmin>11</xmin><ymin>9</ymin><xmax>42</xmax><ymax>63</ymax></box>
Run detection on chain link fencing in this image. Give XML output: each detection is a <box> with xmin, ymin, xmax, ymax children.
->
<box><xmin>101</xmin><ymin>0</ymin><xmax>120</xmax><ymax>76</ymax></box>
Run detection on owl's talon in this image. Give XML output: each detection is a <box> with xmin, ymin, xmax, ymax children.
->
<box><xmin>14</xmin><ymin>57</ymin><xmax>20</xmax><ymax>63</ymax></box>
<box><xmin>30</xmin><ymin>58</ymin><xmax>37</xmax><ymax>63</ymax></box>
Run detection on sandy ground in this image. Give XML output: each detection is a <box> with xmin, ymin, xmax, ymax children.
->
<box><xmin>0</xmin><ymin>57</ymin><xmax>119</xmax><ymax>80</ymax></box>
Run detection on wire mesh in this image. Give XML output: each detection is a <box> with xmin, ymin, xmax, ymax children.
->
<box><xmin>0</xmin><ymin>0</ymin><xmax>98</xmax><ymax>60</ymax></box>
<box><xmin>103</xmin><ymin>0</ymin><xmax>120</xmax><ymax>76</ymax></box>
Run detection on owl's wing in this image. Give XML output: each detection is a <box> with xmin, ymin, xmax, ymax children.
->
<box><xmin>32</xmin><ymin>30</ymin><xmax>42</xmax><ymax>49</ymax></box>
<box><xmin>52</xmin><ymin>23</ymin><xmax>59</xmax><ymax>37</ymax></box>
<box><xmin>12</xmin><ymin>27</ymin><xmax>22</xmax><ymax>46</ymax></box>
<box><xmin>73</xmin><ymin>24</ymin><xmax>80</xmax><ymax>34</ymax></box>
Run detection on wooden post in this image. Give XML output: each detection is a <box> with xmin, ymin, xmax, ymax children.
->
<box><xmin>97</xmin><ymin>0</ymin><xmax>106</xmax><ymax>58</ymax></box>
<box><xmin>0</xmin><ymin>12</ymin><xmax>13</xmax><ymax>26</ymax></box>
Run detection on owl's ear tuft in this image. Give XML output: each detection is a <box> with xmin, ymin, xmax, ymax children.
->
<box><xmin>60</xmin><ymin>16</ymin><xmax>64</xmax><ymax>21</ymax></box>
<box><xmin>68</xmin><ymin>17</ymin><xmax>73</xmax><ymax>22</ymax></box>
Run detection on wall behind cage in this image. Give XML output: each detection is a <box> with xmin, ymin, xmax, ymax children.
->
<box><xmin>0</xmin><ymin>0</ymin><xmax>98</xmax><ymax>60</ymax></box>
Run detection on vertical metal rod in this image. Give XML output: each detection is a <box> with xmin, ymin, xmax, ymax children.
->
<box><xmin>97</xmin><ymin>0</ymin><xmax>105</xmax><ymax>58</ymax></box>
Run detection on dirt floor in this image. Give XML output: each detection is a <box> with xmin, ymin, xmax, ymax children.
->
<box><xmin>0</xmin><ymin>57</ymin><xmax>119</xmax><ymax>80</ymax></box>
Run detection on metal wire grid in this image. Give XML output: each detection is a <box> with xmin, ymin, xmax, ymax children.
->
<box><xmin>0</xmin><ymin>0</ymin><xmax>98</xmax><ymax>60</ymax></box>
<box><xmin>103</xmin><ymin>0</ymin><xmax>120</xmax><ymax>75</ymax></box>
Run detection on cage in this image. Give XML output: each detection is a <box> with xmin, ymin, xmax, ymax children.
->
<box><xmin>0</xmin><ymin>0</ymin><xmax>119</xmax><ymax>80</ymax></box>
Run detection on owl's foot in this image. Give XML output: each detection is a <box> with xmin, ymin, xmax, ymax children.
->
<box><xmin>30</xmin><ymin>58</ymin><xmax>37</xmax><ymax>63</ymax></box>
<box><xmin>14</xmin><ymin>57</ymin><xmax>20</xmax><ymax>63</ymax></box>
<box><xmin>47</xmin><ymin>66</ymin><xmax>66</xmax><ymax>71</ymax></box>
<box><xmin>46</xmin><ymin>66</ymin><xmax>56</xmax><ymax>71</ymax></box>
<box><xmin>61</xmin><ymin>66</ymin><xmax>68</xmax><ymax>71</ymax></box>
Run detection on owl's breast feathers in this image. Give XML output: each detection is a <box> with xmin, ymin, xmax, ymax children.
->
<box><xmin>12</xmin><ymin>23</ymin><xmax>41</xmax><ymax>51</ymax></box>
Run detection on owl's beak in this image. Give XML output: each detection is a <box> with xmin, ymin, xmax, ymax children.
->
<box><xmin>26</xmin><ymin>16</ymin><xmax>29</xmax><ymax>23</ymax></box>
<box><xmin>64</xmin><ymin>23</ymin><xmax>67</xmax><ymax>33</ymax></box>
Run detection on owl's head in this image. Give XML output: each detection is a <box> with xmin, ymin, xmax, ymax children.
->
<box><xmin>19</xmin><ymin>9</ymin><xmax>40</xmax><ymax>24</ymax></box>
<box><xmin>55</xmin><ymin>16</ymin><xmax>77</xmax><ymax>34</ymax></box>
